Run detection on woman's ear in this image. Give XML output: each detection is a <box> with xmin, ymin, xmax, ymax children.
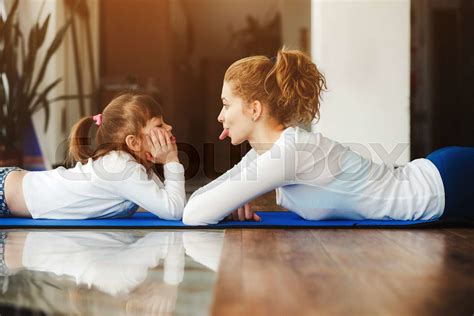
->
<box><xmin>125</xmin><ymin>135</ymin><xmax>142</xmax><ymax>152</ymax></box>
<box><xmin>250</xmin><ymin>100</ymin><xmax>263</xmax><ymax>121</ymax></box>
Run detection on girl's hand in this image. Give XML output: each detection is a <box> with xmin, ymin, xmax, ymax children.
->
<box><xmin>145</xmin><ymin>127</ymin><xmax>179</xmax><ymax>164</ymax></box>
<box><xmin>226</xmin><ymin>203</ymin><xmax>261</xmax><ymax>222</ymax></box>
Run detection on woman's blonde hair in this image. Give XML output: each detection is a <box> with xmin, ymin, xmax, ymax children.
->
<box><xmin>224</xmin><ymin>48</ymin><xmax>326</xmax><ymax>126</ymax></box>
<box><xmin>67</xmin><ymin>92</ymin><xmax>163</xmax><ymax>168</ymax></box>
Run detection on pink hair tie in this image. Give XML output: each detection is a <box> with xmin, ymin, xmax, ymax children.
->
<box><xmin>92</xmin><ymin>114</ymin><xmax>102</xmax><ymax>126</ymax></box>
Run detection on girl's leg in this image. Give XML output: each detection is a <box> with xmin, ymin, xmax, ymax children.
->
<box><xmin>0</xmin><ymin>167</ymin><xmax>21</xmax><ymax>217</ymax></box>
<box><xmin>426</xmin><ymin>147</ymin><xmax>474</xmax><ymax>221</ymax></box>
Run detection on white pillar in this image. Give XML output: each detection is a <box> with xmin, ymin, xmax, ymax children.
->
<box><xmin>311</xmin><ymin>0</ymin><xmax>411</xmax><ymax>164</ymax></box>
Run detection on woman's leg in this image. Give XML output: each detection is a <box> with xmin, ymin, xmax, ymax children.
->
<box><xmin>426</xmin><ymin>147</ymin><xmax>474</xmax><ymax>221</ymax></box>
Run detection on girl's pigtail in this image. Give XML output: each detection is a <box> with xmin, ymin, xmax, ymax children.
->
<box><xmin>66</xmin><ymin>116</ymin><xmax>96</xmax><ymax>166</ymax></box>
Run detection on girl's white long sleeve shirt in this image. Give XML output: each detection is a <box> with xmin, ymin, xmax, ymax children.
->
<box><xmin>22</xmin><ymin>151</ymin><xmax>185</xmax><ymax>220</ymax></box>
<box><xmin>22</xmin><ymin>231</ymin><xmax>185</xmax><ymax>295</ymax></box>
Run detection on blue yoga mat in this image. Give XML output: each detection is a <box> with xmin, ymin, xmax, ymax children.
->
<box><xmin>0</xmin><ymin>211</ymin><xmax>442</xmax><ymax>228</ymax></box>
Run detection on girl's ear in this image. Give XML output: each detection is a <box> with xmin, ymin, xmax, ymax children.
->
<box><xmin>125</xmin><ymin>135</ymin><xmax>141</xmax><ymax>152</ymax></box>
<box><xmin>250</xmin><ymin>100</ymin><xmax>263</xmax><ymax>121</ymax></box>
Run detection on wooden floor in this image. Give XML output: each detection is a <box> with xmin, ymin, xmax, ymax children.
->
<box><xmin>1</xmin><ymin>223</ymin><xmax>473</xmax><ymax>315</ymax></box>
<box><xmin>212</xmin><ymin>228</ymin><xmax>474</xmax><ymax>316</ymax></box>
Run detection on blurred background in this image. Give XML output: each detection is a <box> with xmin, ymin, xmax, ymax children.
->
<box><xmin>1</xmin><ymin>0</ymin><xmax>473</xmax><ymax>182</ymax></box>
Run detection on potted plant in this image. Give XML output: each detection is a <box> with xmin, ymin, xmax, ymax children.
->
<box><xmin>0</xmin><ymin>0</ymin><xmax>74</xmax><ymax>166</ymax></box>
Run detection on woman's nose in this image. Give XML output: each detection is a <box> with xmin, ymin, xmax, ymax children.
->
<box><xmin>217</xmin><ymin>108</ymin><xmax>225</xmax><ymax>123</ymax></box>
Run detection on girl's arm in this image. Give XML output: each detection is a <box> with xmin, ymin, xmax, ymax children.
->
<box><xmin>119</xmin><ymin>127</ymin><xmax>185</xmax><ymax>220</ymax></box>
<box><xmin>183</xmin><ymin>146</ymin><xmax>293</xmax><ymax>225</ymax></box>
<box><xmin>117</xmin><ymin>162</ymin><xmax>186</xmax><ymax>220</ymax></box>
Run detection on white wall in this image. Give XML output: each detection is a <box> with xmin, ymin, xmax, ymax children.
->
<box><xmin>11</xmin><ymin>0</ymin><xmax>99</xmax><ymax>168</ymax></box>
<box><xmin>7</xmin><ymin>0</ymin><xmax>62</xmax><ymax>168</ymax></box>
<box><xmin>311</xmin><ymin>0</ymin><xmax>410</xmax><ymax>164</ymax></box>
<box><xmin>61</xmin><ymin>0</ymin><xmax>100</xmax><ymax>162</ymax></box>
<box><xmin>279</xmin><ymin>0</ymin><xmax>311</xmax><ymax>52</ymax></box>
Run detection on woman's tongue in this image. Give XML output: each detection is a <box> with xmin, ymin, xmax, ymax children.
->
<box><xmin>219</xmin><ymin>128</ymin><xmax>229</xmax><ymax>140</ymax></box>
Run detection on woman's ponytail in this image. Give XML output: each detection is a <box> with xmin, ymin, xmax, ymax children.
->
<box><xmin>66</xmin><ymin>116</ymin><xmax>96</xmax><ymax>165</ymax></box>
<box><xmin>267</xmin><ymin>49</ymin><xmax>327</xmax><ymax>125</ymax></box>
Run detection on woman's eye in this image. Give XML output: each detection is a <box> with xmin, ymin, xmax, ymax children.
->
<box><xmin>223</xmin><ymin>104</ymin><xmax>229</xmax><ymax>109</ymax></box>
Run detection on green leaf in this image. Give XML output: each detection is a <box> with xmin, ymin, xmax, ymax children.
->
<box><xmin>0</xmin><ymin>18</ymin><xmax>4</xmax><ymax>35</ymax></box>
<box><xmin>36</xmin><ymin>14</ymin><xmax>51</xmax><ymax>48</ymax></box>
<box><xmin>0</xmin><ymin>0</ymin><xmax>19</xmax><ymax>38</ymax></box>
<box><xmin>26</xmin><ymin>18</ymin><xmax>72</xmax><ymax>106</ymax></box>
<box><xmin>16</xmin><ymin>24</ymin><xmax>26</xmax><ymax>69</ymax></box>
<box><xmin>29</xmin><ymin>77</ymin><xmax>62</xmax><ymax>115</ymax></box>
<box><xmin>0</xmin><ymin>0</ymin><xmax>19</xmax><ymax>70</ymax></box>
<box><xmin>42</xmin><ymin>97</ymin><xmax>50</xmax><ymax>132</ymax></box>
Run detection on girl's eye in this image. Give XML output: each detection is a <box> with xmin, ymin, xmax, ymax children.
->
<box><xmin>223</xmin><ymin>104</ymin><xmax>229</xmax><ymax>109</ymax></box>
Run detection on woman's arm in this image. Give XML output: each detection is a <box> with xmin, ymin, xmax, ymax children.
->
<box><xmin>183</xmin><ymin>146</ymin><xmax>293</xmax><ymax>225</ymax></box>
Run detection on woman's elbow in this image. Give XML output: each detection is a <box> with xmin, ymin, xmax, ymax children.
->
<box><xmin>182</xmin><ymin>207</ymin><xmax>201</xmax><ymax>226</ymax></box>
<box><xmin>182</xmin><ymin>202</ymin><xmax>210</xmax><ymax>226</ymax></box>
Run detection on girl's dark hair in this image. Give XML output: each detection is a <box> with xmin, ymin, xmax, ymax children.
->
<box><xmin>224</xmin><ymin>48</ymin><xmax>327</xmax><ymax>126</ymax></box>
<box><xmin>67</xmin><ymin>92</ymin><xmax>163</xmax><ymax>168</ymax></box>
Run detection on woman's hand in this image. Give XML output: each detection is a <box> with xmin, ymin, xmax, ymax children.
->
<box><xmin>145</xmin><ymin>127</ymin><xmax>179</xmax><ymax>164</ymax></box>
<box><xmin>226</xmin><ymin>203</ymin><xmax>261</xmax><ymax>222</ymax></box>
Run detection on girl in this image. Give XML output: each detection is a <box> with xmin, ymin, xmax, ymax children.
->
<box><xmin>183</xmin><ymin>49</ymin><xmax>474</xmax><ymax>225</ymax></box>
<box><xmin>1</xmin><ymin>93</ymin><xmax>186</xmax><ymax>220</ymax></box>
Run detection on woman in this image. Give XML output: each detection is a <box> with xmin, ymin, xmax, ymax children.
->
<box><xmin>182</xmin><ymin>49</ymin><xmax>474</xmax><ymax>225</ymax></box>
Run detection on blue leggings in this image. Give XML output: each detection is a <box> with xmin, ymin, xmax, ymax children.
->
<box><xmin>426</xmin><ymin>147</ymin><xmax>474</xmax><ymax>221</ymax></box>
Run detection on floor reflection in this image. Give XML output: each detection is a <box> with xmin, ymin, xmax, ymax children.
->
<box><xmin>0</xmin><ymin>230</ymin><xmax>223</xmax><ymax>316</ymax></box>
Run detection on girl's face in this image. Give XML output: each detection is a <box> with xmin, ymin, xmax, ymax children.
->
<box><xmin>218</xmin><ymin>81</ymin><xmax>254</xmax><ymax>145</ymax></box>
<box><xmin>142</xmin><ymin>116</ymin><xmax>173</xmax><ymax>137</ymax></box>
<box><xmin>140</xmin><ymin>116</ymin><xmax>174</xmax><ymax>155</ymax></box>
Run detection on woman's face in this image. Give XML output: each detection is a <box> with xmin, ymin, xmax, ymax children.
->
<box><xmin>218</xmin><ymin>81</ymin><xmax>254</xmax><ymax>145</ymax></box>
